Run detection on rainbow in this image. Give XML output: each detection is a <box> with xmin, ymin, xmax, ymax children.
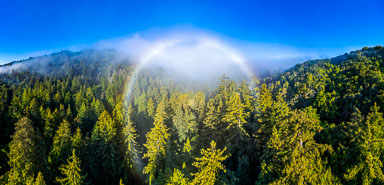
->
<box><xmin>123</xmin><ymin>35</ymin><xmax>255</xmax><ymax>103</ymax></box>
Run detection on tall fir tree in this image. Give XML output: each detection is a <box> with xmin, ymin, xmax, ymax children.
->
<box><xmin>143</xmin><ymin>101</ymin><xmax>170</xmax><ymax>185</ymax></box>
<box><xmin>56</xmin><ymin>150</ymin><xmax>86</xmax><ymax>185</ymax></box>
<box><xmin>90</xmin><ymin>110</ymin><xmax>124</xmax><ymax>184</ymax></box>
<box><xmin>191</xmin><ymin>140</ymin><xmax>229</xmax><ymax>185</ymax></box>
<box><xmin>122</xmin><ymin>104</ymin><xmax>140</xmax><ymax>183</ymax></box>
<box><xmin>49</xmin><ymin>120</ymin><xmax>73</xmax><ymax>179</ymax></box>
<box><xmin>224</xmin><ymin>93</ymin><xmax>249</xmax><ymax>130</ymax></box>
<box><xmin>26</xmin><ymin>172</ymin><xmax>46</xmax><ymax>185</ymax></box>
<box><xmin>7</xmin><ymin>117</ymin><xmax>47</xmax><ymax>185</ymax></box>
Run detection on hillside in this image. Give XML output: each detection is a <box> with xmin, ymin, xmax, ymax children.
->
<box><xmin>0</xmin><ymin>46</ymin><xmax>384</xmax><ymax>184</ymax></box>
<box><xmin>0</xmin><ymin>49</ymin><xmax>127</xmax><ymax>77</ymax></box>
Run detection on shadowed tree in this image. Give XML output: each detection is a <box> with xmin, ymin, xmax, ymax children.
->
<box><xmin>49</xmin><ymin>120</ymin><xmax>72</xmax><ymax>179</ymax></box>
<box><xmin>27</xmin><ymin>172</ymin><xmax>46</xmax><ymax>185</ymax></box>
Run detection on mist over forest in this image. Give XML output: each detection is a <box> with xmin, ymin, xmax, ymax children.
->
<box><xmin>1</xmin><ymin>0</ymin><xmax>384</xmax><ymax>184</ymax></box>
<box><xmin>0</xmin><ymin>45</ymin><xmax>383</xmax><ymax>185</ymax></box>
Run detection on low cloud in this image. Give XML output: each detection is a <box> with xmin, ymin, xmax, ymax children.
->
<box><xmin>0</xmin><ymin>27</ymin><xmax>359</xmax><ymax>75</ymax></box>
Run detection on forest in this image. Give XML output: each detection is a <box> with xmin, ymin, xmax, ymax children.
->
<box><xmin>0</xmin><ymin>46</ymin><xmax>384</xmax><ymax>185</ymax></box>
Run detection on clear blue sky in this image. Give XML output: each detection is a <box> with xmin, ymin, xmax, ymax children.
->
<box><xmin>0</xmin><ymin>0</ymin><xmax>383</xmax><ymax>63</ymax></box>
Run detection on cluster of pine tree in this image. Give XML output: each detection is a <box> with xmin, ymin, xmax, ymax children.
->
<box><xmin>0</xmin><ymin>46</ymin><xmax>383</xmax><ymax>184</ymax></box>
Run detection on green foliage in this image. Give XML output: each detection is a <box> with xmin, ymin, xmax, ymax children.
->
<box><xmin>191</xmin><ymin>140</ymin><xmax>229</xmax><ymax>185</ymax></box>
<box><xmin>123</xmin><ymin>105</ymin><xmax>139</xmax><ymax>171</ymax></box>
<box><xmin>167</xmin><ymin>168</ymin><xmax>189</xmax><ymax>185</ymax></box>
<box><xmin>173</xmin><ymin>94</ymin><xmax>198</xmax><ymax>142</ymax></box>
<box><xmin>147</xmin><ymin>98</ymin><xmax>155</xmax><ymax>117</ymax></box>
<box><xmin>27</xmin><ymin>172</ymin><xmax>46</xmax><ymax>185</ymax></box>
<box><xmin>49</xmin><ymin>120</ymin><xmax>73</xmax><ymax>178</ymax></box>
<box><xmin>56</xmin><ymin>150</ymin><xmax>86</xmax><ymax>185</ymax></box>
<box><xmin>343</xmin><ymin>104</ymin><xmax>384</xmax><ymax>184</ymax></box>
<box><xmin>143</xmin><ymin>101</ymin><xmax>170</xmax><ymax>185</ymax></box>
<box><xmin>0</xmin><ymin>46</ymin><xmax>383</xmax><ymax>184</ymax></box>
<box><xmin>258</xmin><ymin>107</ymin><xmax>337</xmax><ymax>184</ymax></box>
<box><xmin>7</xmin><ymin>117</ymin><xmax>47</xmax><ymax>185</ymax></box>
<box><xmin>90</xmin><ymin>110</ymin><xmax>124</xmax><ymax>184</ymax></box>
<box><xmin>224</xmin><ymin>92</ymin><xmax>249</xmax><ymax>130</ymax></box>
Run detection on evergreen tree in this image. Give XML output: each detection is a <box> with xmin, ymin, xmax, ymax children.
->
<box><xmin>90</xmin><ymin>110</ymin><xmax>123</xmax><ymax>184</ymax></box>
<box><xmin>49</xmin><ymin>120</ymin><xmax>73</xmax><ymax>178</ymax></box>
<box><xmin>167</xmin><ymin>168</ymin><xmax>189</xmax><ymax>185</ymax></box>
<box><xmin>56</xmin><ymin>150</ymin><xmax>86</xmax><ymax>185</ymax></box>
<box><xmin>191</xmin><ymin>140</ymin><xmax>229</xmax><ymax>185</ymax></box>
<box><xmin>258</xmin><ymin>107</ymin><xmax>336</xmax><ymax>184</ymax></box>
<box><xmin>224</xmin><ymin>93</ymin><xmax>249</xmax><ymax>130</ymax></box>
<box><xmin>26</xmin><ymin>172</ymin><xmax>46</xmax><ymax>185</ymax></box>
<box><xmin>203</xmin><ymin>99</ymin><xmax>219</xmax><ymax>129</ymax></box>
<box><xmin>344</xmin><ymin>104</ymin><xmax>384</xmax><ymax>184</ymax></box>
<box><xmin>173</xmin><ymin>94</ymin><xmax>198</xmax><ymax>142</ymax></box>
<box><xmin>239</xmin><ymin>80</ymin><xmax>253</xmax><ymax>114</ymax></box>
<box><xmin>138</xmin><ymin>91</ymin><xmax>147</xmax><ymax>114</ymax></box>
<box><xmin>147</xmin><ymin>98</ymin><xmax>155</xmax><ymax>117</ymax></box>
<box><xmin>71</xmin><ymin>128</ymin><xmax>85</xmax><ymax>158</ymax></box>
<box><xmin>7</xmin><ymin>117</ymin><xmax>47</xmax><ymax>185</ymax></box>
<box><xmin>123</xmin><ymin>105</ymin><xmax>139</xmax><ymax>178</ymax></box>
<box><xmin>143</xmin><ymin>101</ymin><xmax>170</xmax><ymax>185</ymax></box>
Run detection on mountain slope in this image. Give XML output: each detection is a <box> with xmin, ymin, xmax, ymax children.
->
<box><xmin>0</xmin><ymin>46</ymin><xmax>384</xmax><ymax>184</ymax></box>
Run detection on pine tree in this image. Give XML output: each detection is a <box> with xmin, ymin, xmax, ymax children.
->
<box><xmin>258</xmin><ymin>107</ymin><xmax>336</xmax><ymax>184</ymax></box>
<box><xmin>255</xmin><ymin>86</ymin><xmax>290</xmax><ymax>152</ymax></box>
<box><xmin>25</xmin><ymin>98</ymin><xmax>41</xmax><ymax>127</ymax></box>
<box><xmin>255</xmin><ymin>84</ymin><xmax>273</xmax><ymax>123</ymax></box>
<box><xmin>224</xmin><ymin>93</ymin><xmax>249</xmax><ymax>130</ymax></box>
<box><xmin>173</xmin><ymin>95</ymin><xmax>198</xmax><ymax>142</ymax></box>
<box><xmin>26</xmin><ymin>172</ymin><xmax>46</xmax><ymax>185</ymax></box>
<box><xmin>56</xmin><ymin>150</ymin><xmax>86</xmax><ymax>185</ymax></box>
<box><xmin>239</xmin><ymin>80</ymin><xmax>253</xmax><ymax>113</ymax></box>
<box><xmin>217</xmin><ymin>75</ymin><xmax>230</xmax><ymax>104</ymax></box>
<box><xmin>49</xmin><ymin>120</ymin><xmax>73</xmax><ymax>178</ymax></box>
<box><xmin>123</xmin><ymin>106</ymin><xmax>139</xmax><ymax>171</ymax></box>
<box><xmin>191</xmin><ymin>92</ymin><xmax>206</xmax><ymax>124</ymax></box>
<box><xmin>71</xmin><ymin>127</ymin><xmax>85</xmax><ymax>161</ymax></box>
<box><xmin>167</xmin><ymin>168</ymin><xmax>189</xmax><ymax>185</ymax></box>
<box><xmin>203</xmin><ymin>99</ymin><xmax>218</xmax><ymax>129</ymax></box>
<box><xmin>344</xmin><ymin>104</ymin><xmax>384</xmax><ymax>184</ymax></box>
<box><xmin>112</xmin><ymin>103</ymin><xmax>125</xmax><ymax>127</ymax></box>
<box><xmin>138</xmin><ymin>91</ymin><xmax>147</xmax><ymax>114</ymax></box>
<box><xmin>143</xmin><ymin>101</ymin><xmax>170</xmax><ymax>185</ymax></box>
<box><xmin>191</xmin><ymin>140</ymin><xmax>229</xmax><ymax>185</ymax></box>
<box><xmin>66</xmin><ymin>105</ymin><xmax>73</xmax><ymax>122</ymax></box>
<box><xmin>43</xmin><ymin>107</ymin><xmax>55</xmax><ymax>142</ymax></box>
<box><xmin>7</xmin><ymin>117</ymin><xmax>47</xmax><ymax>185</ymax></box>
<box><xmin>147</xmin><ymin>98</ymin><xmax>155</xmax><ymax>117</ymax></box>
<box><xmin>92</xmin><ymin>99</ymin><xmax>105</xmax><ymax>119</ymax></box>
<box><xmin>90</xmin><ymin>110</ymin><xmax>123</xmax><ymax>184</ymax></box>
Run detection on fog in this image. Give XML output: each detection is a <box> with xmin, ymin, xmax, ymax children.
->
<box><xmin>0</xmin><ymin>27</ymin><xmax>351</xmax><ymax>76</ymax></box>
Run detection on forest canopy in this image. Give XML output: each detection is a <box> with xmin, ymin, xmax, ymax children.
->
<box><xmin>0</xmin><ymin>46</ymin><xmax>383</xmax><ymax>184</ymax></box>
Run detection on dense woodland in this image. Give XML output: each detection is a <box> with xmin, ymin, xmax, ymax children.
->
<box><xmin>0</xmin><ymin>46</ymin><xmax>383</xmax><ymax>185</ymax></box>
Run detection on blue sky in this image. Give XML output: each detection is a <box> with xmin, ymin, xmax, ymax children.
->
<box><xmin>0</xmin><ymin>0</ymin><xmax>383</xmax><ymax>64</ymax></box>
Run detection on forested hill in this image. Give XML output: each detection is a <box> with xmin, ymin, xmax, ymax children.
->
<box><xmin>1</xmin><ymin>46</ymin><xmax>384</xmax><ymax>185</ymax></box>
<box><xmin>0</xmin><ymin>49</ymin><xmax>128</xmax><ymax>77</ymax></box>
<box><xmin>265</xmin><ymin>45</ymin><xmax>384</xmax><ymax>122</ymax></box>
